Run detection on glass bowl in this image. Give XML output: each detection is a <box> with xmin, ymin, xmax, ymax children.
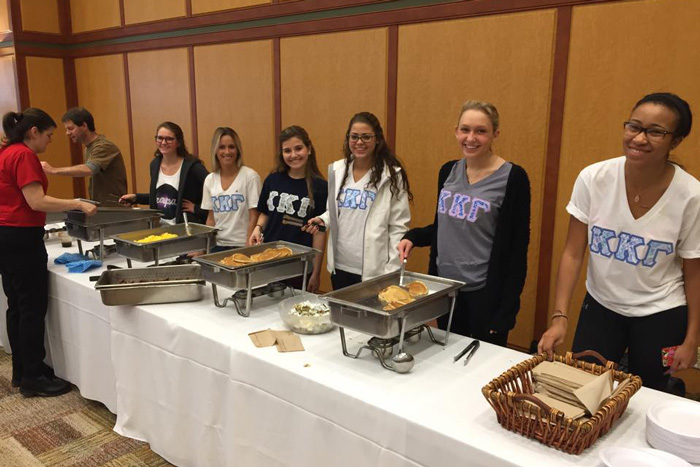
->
<box><xmin>278</xmin><ymin>293</ymin><xmax>334</xmax><ymax>335</ymax></box>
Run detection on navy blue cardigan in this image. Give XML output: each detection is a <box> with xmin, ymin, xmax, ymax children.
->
<box><xmin>403</xmin><ymin>160</ymin><xmax>531</xmax><ymax>333</ymax></box>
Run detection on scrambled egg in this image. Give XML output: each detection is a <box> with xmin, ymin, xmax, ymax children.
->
<box><xmin>135</xmin><ymin>232</ymin><xmax>179</xmax><ymax>243</ymax></box>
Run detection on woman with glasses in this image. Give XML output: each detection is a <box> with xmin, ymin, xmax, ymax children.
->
<box><xmin>538</xmin><ymin>93</ymin><xmax>700</xmax><ymax>393</ymax></box>
<box><xmin>397</xmin><ymin>101</ymin><xmax>531</xmax><ymax>347</ymax></box>
<box><xmin>304</xmin><ymin>112</ymin><xmax>411</xmax><ymax>289</ymax></box>
<box><xmin>120</xmin><ymin>122</ymin><xmax>208</xmax><ymax>224</ymax></box>
<box><xmin>201</xmin><ymin>127</ymin><xmax>261</xmax><ymax>251</ymax></box>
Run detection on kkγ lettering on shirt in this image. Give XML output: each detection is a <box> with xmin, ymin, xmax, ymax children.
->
<box><xmin>567</xmin><ymin>156</ymin><xmax>700</xmax><ymax>316</ymax></box>
<box><xmin>334</xmin><ymin>165</ymin><xmax>376</xmax><ymax>274</ymax></box>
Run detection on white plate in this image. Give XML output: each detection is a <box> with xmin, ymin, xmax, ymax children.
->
<box><xmin>648</xmin><ymin>400</ymin><xmax>700</xmax><ymax>439</ymax></box>
<box><xmin>600</xmin><ymin>447</ymin><xmax>691</xmax><ymax>467</ymax></box>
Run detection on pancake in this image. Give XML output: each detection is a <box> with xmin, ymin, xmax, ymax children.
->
<box><xmin>406</xmin><ymin>280</ymin><xmax>428</xmax><ymax>298</ymax></box>
<box><xmin>382</xmin><ymin>297</ymin><xmax>415</xmax><ymax>310</ymax></box>
<box><xmin>258</xmin><ymin>249</ymin><xmax>282</xmax><ymax>261</ymax></box>
<box><xmin>378</xmin><ymin>285</ymin><xmax>412</xmax><ymax>304</ymax></box>
<box><xmin>275</xmin><ymin>247</ymin><xmax>293</xmax><ymax>258</ymax></box>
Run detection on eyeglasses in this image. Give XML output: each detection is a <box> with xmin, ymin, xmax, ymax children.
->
<box><xmin>155</xmin><ymin>135</ymin><xmax>176</xmax><ymax>143</ymax></box>
<box><xmin>623</xmin><ymin>122</ymin><xmax>675</xmax><ymax>141</ymax></box>
<box><xmin>349</xmin><ymin>133</ymin><xmax>376</xmax><ymax>143</ymax></box>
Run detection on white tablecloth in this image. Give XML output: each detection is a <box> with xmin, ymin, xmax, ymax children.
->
<box><xmin>1</xmin><ymin>241</ymin><xmax>698</xmax><ymax>466</ymax></box>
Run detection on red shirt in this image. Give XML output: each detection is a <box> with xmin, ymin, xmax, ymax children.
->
<box><xmin>0</xmin><ymin>143</ymin><xmax>48</xmax><ymax>227</ymax></box>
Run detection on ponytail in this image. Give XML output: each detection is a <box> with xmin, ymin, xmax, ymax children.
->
<box><xmin>2</xmin><ymin>108</ymin><xmax>57</xmax><ymax>144</ymax></box>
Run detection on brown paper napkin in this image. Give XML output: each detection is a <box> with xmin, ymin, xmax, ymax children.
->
<box><xmin>249</xmin><ymin>330</ymin><xmax>277</xmax><ymax>348</ymax></box>
<box><xmin>248</xmin><ymin>329</ymin><xmax>305</xmax><ymax>352</ymax></box>
<box><xmin>573</xmin><ymin>370</ymin><xmax>613</xmax><ymax>414</ymax></box>
<box><xmin>531</xmin><ymin>393</ymin><xmax>587</xmax><ymax>420</ymax></box>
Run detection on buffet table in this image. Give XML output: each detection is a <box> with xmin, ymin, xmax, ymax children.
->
<box><xmin>1</xmin><ymin>240</ymin><xmax>698</xmax><ymax>467</ymax></box>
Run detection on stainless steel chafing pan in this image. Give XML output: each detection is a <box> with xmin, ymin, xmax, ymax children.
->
<box><xmin>322</xmin><ymin>271</ymin><xmax>465</xmax><ymax>373</ymax></box>
<box><xmin>64</xmin><ymin>208</ymin><xmax>162</xmax><ymax>260</ymax></box>
<box><xmin>110</xmin><ymin>223</ymin><xmax>217</xmax><ymax>266</ymax></box>
<box><xmin>94</xmin><ymin>264</ymin><xmax>204</xmax><ymax>306</ymax></box>
<box><xmin>193</xmin><ymin>241</ymin><xmax>320</xmax><ymax>317</ymax></box>
<box><xmin>323</xmin><ymin>271</ymin><xmax>464</xmax><ymax>339</ymax></box>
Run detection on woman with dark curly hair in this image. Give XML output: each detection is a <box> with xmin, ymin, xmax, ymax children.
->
<box><xmin>304</xmin><ymin>112</ymin><xmax>412</xmax><ymax>289</ymax></box>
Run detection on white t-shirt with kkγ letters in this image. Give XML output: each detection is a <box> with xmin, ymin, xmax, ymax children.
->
<box><xmin>567</xmin><ymin>156</ymin><xmax>700</xmax><ymax>317</ymax></box>
<box><xmin>201</xmin><ymin>166</ymin><xmax>261</xmax><ymax>246</ymax></box>
<box><xmin>335</xmin><ymin>165</ymin><xmax>376</xmax><ymax>275</ymax></box>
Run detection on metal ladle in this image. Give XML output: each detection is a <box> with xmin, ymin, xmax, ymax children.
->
<box><xmin>392</xmin><ymin>352</ymin><xmax>414</xmax><ymax>373</ymax></box>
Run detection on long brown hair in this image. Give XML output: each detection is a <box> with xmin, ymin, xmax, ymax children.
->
<box><xmin>276</xmin><ymin>125</ymin><xmax>324</xmax><ymax>208</ymax></box>
<box><xmin>154</xmin><ymin>121</ymin><xmax>196</xmax><ymax>160</ymax></box>
<box><xmin>337</xmin><ymin>112</ymin><xmax>412</xmax><ymax>202</ymax></box>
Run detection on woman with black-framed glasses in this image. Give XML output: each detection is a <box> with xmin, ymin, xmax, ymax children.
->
<box><xmin>538</xmin><ymin>92</ymin><xmax>700</xmax><ymax>394</ymax></box>
<box><xmin>120</xmin><ymin>121</ymin><xmax>208</xmax><ymax>224</ymax></box>
<box><xmin>303</xmin><ymin>112</ymin><xmax>412</xmax><ymax>289</ymax></box>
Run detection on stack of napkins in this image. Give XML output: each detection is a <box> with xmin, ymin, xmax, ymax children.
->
<box><xmin>249</xmin><ymin>329</ymin><xmax>304</xmax><ymax>352</ymax></box>
<box><xmin>530</xmin><ymin>361</ymin><xmax>613</xmax><ymax>419</ymax></box>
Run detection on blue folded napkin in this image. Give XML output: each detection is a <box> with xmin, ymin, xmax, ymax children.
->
<box><xmin>54</xmin><ymin>252</ymin><xmax>90</xmax><ymax>264</ymax></box>
<box><xmin>66</xmin><ymin>260</ymin><xmax>103</xmax><ymax>273</ymax></box>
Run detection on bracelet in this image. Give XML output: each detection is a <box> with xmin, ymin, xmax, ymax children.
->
<box><xmin>551</xmin><ymin>312</ymin><xmax>568</xmax><ymax>322</ymax></box>
<box><xmin>254</xmin><ymin>224</ymin><xmax>264</xmax><ymax>231</ymax></box>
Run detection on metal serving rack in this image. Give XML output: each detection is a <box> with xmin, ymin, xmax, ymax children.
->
<box><xmin>110</xmin><ymin>223</ymin><xmax>217</xmax><ymax>267</ymax></box>
<box><xmin>64</xmin><ymin>208</ymin><xmax>162</xmax><ymax>261</ymax></box>
<box><xmin>193</xmin><ymin>241</ymin><xmax>320</xmax><ymax>317</ymax></box>
<box><xmin>322</xmin><ymin>271</ymin><xmax>465</xmax><ymax>373</ymax></box>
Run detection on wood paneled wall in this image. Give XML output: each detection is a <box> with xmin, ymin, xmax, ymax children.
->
<box><xmin>20</xmin><ymin>0</ymin><xmax>60</xmax><ymax>33</ymax></box>
<box><xmin>24</xmin><ymin>57</ymin><xmax>73</xmax><ymax>198</ymax></box>
<box><xmin>193</xmin><ymin>40</ymin><xmax>274</xmax><ymax>178</ymax></box>
<box><xmin>0</xmin><ymin>0</ymin><xmax>9</xmax><ymax>31</ymax></box>
<box><xmin>192</xmin><ymin>0</ymin><xmax>270</xmax><ymax>15</ymax></box>
<box><xmin>14</xmin><ymin>0</ymin><xmax>700</xmax><ymax>350</ymax></box>
<box><xmin>123</xmin><ymin>0</ymin><xmax>187</xmax><ymax>25</ymax></box>
<box><xmin>281</xmin><ymin>28</ymin><xmax>388</xmax><ymax>176</ymax></box>
<box><xmin>70</xmin><ymin>0</ymin><xmax>121</xmax><ymax>34</ymax></box>
<box><xmin>127</xmin><ymin>48</ymin><xmax>193</xmax><ymax>193</ymax></box>
<box><xmin>0</xmin><ymin>55</ymin><xmax>18</xmax><ymax>116</ymax></box>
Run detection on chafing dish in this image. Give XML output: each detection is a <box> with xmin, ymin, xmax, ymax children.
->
<box><xmin>64</xmin><ymin>208</ymin><xmax>162</xmax><ymax>260</ymax></box>
<box><xmin>322</xmin><ymin>271</ymin><xmax>464</xmax><ymax>373</ymax></box>
<box><xmin>111</xmin><ymin>223</ymin><xmax>217</xmax><ymax>266</ymax></box>
<box><xmin>94</xmin><ymin>264</ymin><xmax>204</xmax><ymax>306</ymax></box>
<box><xmin>193</xmin><ymin>241</ymin><xmax>320</xmax><ymax>317</ymax></box>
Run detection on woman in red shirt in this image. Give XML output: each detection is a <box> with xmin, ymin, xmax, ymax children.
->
<box><xmin>1</xmin><ymin>108</ymin><xmax>96</xmax><ymax>397</ymax></box>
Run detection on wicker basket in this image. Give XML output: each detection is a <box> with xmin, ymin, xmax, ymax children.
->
<box><xmin>481</xmin><ymin>350</ymin><xmax>642</xmax><ymax>455</ymax></box>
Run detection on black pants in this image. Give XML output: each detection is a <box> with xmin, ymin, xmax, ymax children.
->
<box><xmin>0</xmin><ymin>226</ymin><xmax>49</xmax><ymax>381</ymax></box>
<box><xmin>437</xmin><ymin>287</ymin><xmax>509</xmax><ymax>347</ymax></box>
<box><xmin>331</xmin><ymin>269</ymin><xmax>362</xmax><ymax>290</ymax></box>
<box><xmin>572</xmin><ymin>293</ymin><xmax>687</xmax><ymax>393</ymax></box>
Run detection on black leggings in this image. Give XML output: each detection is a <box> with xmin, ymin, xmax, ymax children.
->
<box><xmin>437</xmin><ymin>287</ymin><xmax>509</xmax><ymax>347</ymax></box>
<box><xmin>0</xmin><ymin>226</ymin><xmax>49</xmax><ymax>382</ymax></box>
<box><xmin>330</xmin><ymin>269</ymin><xmax>362</xmax><ymax>290</ymax></box>
<box><xmin>572</xmin><ymin>293</ymin><xmax>687</xmax><ymax>393</ymax></box>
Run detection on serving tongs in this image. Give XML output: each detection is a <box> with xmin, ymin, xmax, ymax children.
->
<box><xmin>453</xmin><ymin>339</ymin><xmax>480</xmax><ymax>367</ymax></box>
<box><xmin>283</xmin><ymin>214</ymin><xmax>326</xmax><ymax>232</ymax></box>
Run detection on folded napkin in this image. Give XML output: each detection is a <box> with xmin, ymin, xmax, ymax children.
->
<box><xmin>66</xmin><ymin>260</ymin><xmax>103</xmax><ymax>273</ymax></box>
<box><xmin>54</xmin><ymin>252</ymin><xmax>90</xmax><ymax>264</ymax></box>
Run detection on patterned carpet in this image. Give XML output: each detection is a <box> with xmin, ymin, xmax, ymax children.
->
<box><xmin>0</xmin><ymin>348</ymin><xmax>173</xmax><ymax>466</ymax></box>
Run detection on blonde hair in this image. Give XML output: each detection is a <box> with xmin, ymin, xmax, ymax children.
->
<box><xmin>457</xmin><ymin>100</ymin><xmax>500</xmax><ymax>132</ymax></box>
<box><xmin>210</xmin><ymin>127</ymin><xmax>243</xmax><ymax>171</ymax></box>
